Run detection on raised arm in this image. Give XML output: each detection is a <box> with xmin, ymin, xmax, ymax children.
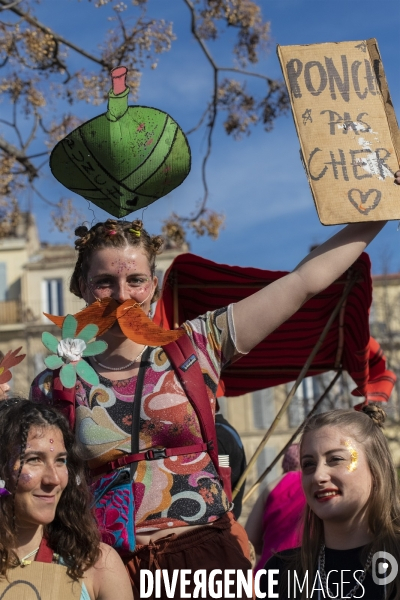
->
<box><xmin>233</xmin><ymin>220</ymin><xmax>387</xmax><ymax>354</ymax></box>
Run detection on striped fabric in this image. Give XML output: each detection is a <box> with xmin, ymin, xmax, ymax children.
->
<box><xmin>154</xmin><ymin>252</ymin><xmax>395</xmax><ymax>403</ymax></box>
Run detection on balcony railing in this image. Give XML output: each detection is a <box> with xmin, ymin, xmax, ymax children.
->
<box><xmin>0</xmin><ymin>298</ymin><xmax>85</xmax><ymax>326</ymax></box>
<box><xmin>0</xmin><ymin>300</ymin><xmax>22</xmax><ymax>324</ymax></box>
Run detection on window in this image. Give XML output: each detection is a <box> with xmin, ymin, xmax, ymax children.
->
<box><xmin>42</xmin><ymin>279</ymin><xmax>64</xmax><ymax>316</ymax></box>
<box><xmin>252</xmin><ymin>388</ymin><xmax>274</xmax><ymax>430</ymax></box>
<box><xmin>256</xmin><ymin>446</ymin><xmax>278</xmax><ymax>488</ymax></box>
<box><xmin>288</xmin><ymin>377</ymin><xmax>315</xmax><ymax>427</ymax></box>
<box><xmin>0</xmin><ymin>262</ymin><xmax>6</xmax><ymax>301</ymax></box>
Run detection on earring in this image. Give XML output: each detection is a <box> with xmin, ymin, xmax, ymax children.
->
<box><xmin>0</xmin><ymin>480</ymin><xmax>11</xmax><ymax>497</ymax></box>
<box><xmin>76</xmin><ymin>475</ymin><xmax>81</xmax><ymax>486</ymax></box>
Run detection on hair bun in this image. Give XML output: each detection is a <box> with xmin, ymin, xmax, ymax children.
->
<box><xmin>75</xmin><ymin>225</ymin><xmax>89</xmax><ymax>237</ymax></box>
<box><xmin>151</xmin><ymin>234</ymin><xmax>164</xmax><ymax>254</ymax></box>
<box><xmin>362</xmin><ymin>403</ymin><xmax>386</xmax><ymax>428</ymax></box>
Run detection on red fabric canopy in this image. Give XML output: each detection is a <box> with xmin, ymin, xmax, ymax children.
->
<box><xmin>154</xmin><ymin>252</ymin><xmax>395</xmax><ymax>403</ymax></box>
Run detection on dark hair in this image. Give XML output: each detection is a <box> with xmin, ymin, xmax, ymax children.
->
<box><xmin>70</xmin><ymin>218</ymin><xmax>164</xmax><ymax>301</ymax></box>
<box><xmin>0</xmin><ymin>399</ymin><xmax>100</xmax><ymax>580</ymax></box>
<box><xmin>295</xmin><ymin>405</ymin><xmax>400</xmax><ymax>600</ymax></box>
<box><xmin>282</xmin><ymin>443</ymin><xmax>300</xmax><ymax>473</ymax></box>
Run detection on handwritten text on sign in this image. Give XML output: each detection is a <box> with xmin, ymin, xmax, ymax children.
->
<box><xmin>278</xmin><ymin>40</ymin><xmax>400</xmax><ymax>224</ymax></box>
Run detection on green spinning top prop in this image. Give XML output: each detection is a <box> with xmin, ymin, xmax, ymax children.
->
<box><xmin>50</xmin><ymin>66</ymin><xmax>191</xmax><ymax>218</ymax></box>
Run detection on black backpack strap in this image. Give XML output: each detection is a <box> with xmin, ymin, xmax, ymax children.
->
<box><xmin>129</xmin><ymin>346</ymin><xmax>151</xmax><ymax>479</ymax></box>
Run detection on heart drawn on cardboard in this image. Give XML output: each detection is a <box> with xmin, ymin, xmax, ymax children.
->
<box><xmin>348</xmin><ymin>188</ymin><xmax>382</xmax><ymax>215</ymax></box>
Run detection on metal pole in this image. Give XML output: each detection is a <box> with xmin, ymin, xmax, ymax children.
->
<box><xmin>173</xmin><ymin>272</ymin><xmax>179</xmax><ymax>329</ymax></box>
<box><xmin>242</xmin><ymin>370</ymin><xmax>342</xmax><ymax>504</ymax></box>
<box><xmin>232</xmin><ymin>271</ymin><xmax>359</xmax><ymax>500</ymax></box>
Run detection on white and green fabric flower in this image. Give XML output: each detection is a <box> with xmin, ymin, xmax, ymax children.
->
<box><xmin>42</xmin><ymin>315</ymin><xmax>107</xmax><ymax>388</ymax></box>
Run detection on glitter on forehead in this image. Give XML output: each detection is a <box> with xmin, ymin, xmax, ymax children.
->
<box><xmin>344</xmin><ymin>440</ymin><xmax>358</xmax><ymax>472</ymax></box>
<box><xmin>49</xmin><ymin>439</ymin><xmax>54</xmax><ymax>443</ymax></box>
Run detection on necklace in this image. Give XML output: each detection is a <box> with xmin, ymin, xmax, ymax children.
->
<box><xmin>93</xmin><ymin>346</ymin><xmax>147</xmax><ymax>371</ymax></box>
<box><xmin>319</xmin><ymin>544</ymin><xmax>373</xmax><ymax>599</ymax></box>
<box><xmin>19</xmin><ymin>546</ymin><xmax>40</xmax><ymax>567</ymax></box>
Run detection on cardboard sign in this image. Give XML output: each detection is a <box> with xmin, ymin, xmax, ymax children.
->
<box><xmin>0</xmin><ymin>563</ymin><xmax>82</xmax><ymax>599</ymax></box>
<box><xmin>277</xmin><ymin>39</ymin><xmax>400</xmax><ymax>224</ymax></box>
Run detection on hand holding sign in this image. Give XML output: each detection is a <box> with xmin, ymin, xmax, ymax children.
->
<box><xmin>278</xmin><ymin>39</ymin><xmax>400</xmax><ymax>224</ymax></box>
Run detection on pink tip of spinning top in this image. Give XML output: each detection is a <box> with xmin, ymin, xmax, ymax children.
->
<box><xmin>111</xmin><ymin>66</ymin><xmax>127</xmax><ymax>95</ymax></box>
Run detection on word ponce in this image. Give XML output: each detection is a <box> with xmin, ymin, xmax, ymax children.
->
<box><xmin>278</xmin><ymin>39</ymin><xmax>400</xmax><ymax>224</ymax></box>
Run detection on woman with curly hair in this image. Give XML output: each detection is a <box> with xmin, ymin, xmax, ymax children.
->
<box><xmin>262</xmin><ymin>404</ymin><xmax>400</xmax><ymax>600</ymax></box>
<box><xmin>29</xmin><ymin>183</ymin><xmax>399</xmax><ymax>596</ymax></box>
<box><xmin>0</xmin><ymin>399</ymin><xmax>133</xmax><ymax>600</ymax></box>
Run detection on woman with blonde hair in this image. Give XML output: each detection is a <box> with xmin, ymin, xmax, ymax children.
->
<box><xmin>262</xmin><ymin>404</ymin><xmax>400</xmax><ymax>599</ymax></box>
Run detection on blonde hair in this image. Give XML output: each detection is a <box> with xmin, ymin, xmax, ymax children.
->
<box><xmin>296</xmin><ymin>405</ymin><xmax>400</xmax><ymax>600</ymax></box>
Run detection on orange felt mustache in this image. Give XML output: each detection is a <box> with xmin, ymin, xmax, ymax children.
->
<box><xmin>44</xmin><ymin>298</ymin><xmax>184</xmax><ymax>346</ymax></box>
<box><xmin>0</xmin><ymin>347</ymin><xmax>26</xmax><ymax>384</ymax></box>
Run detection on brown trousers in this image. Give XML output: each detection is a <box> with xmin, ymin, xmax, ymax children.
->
<box><xmin>124</xmin><ymin>512</ymin><xmax>253</xmax><ymax>599</ymax></box>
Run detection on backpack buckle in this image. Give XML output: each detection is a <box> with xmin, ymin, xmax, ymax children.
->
<box><xmin>145</xmin><ymin>447</ymin><xmax>167</xmax><ymax>460</ymax></box>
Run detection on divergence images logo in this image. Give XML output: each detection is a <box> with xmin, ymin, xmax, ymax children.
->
<box><xmin>372</xmin><ymin>551</ymin><xmax>398</xmax><ymax>586</ymax></box>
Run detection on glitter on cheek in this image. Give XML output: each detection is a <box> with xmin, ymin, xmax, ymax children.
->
<box><xmin>19</xmin><ymin>473</ymin><xmax>32</xmax><ymax>484</ymax></box>
<box><xmin>344</xmin><ymin>440</ymin><xmax>358</xmax><ymax>472</ymax></box>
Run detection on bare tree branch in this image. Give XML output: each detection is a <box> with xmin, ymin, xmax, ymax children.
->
<box><xmin>0</xmin><ymin>0</ymin><xmax>110</xmax><ymax>68</ymax></box>
<box><xmin>23</xmin><ymin>111</ymin><xmax>39</xmax><ymax>151</ymax></box>
<box><xmin>0</xmin><ymin>0</ymin><xmax>24</xmax><ymax>10</ymax></box>
<box><xmin>182</xmin><ymin>0</ymin><xmax>280</xmax><ymax>223</ymax></box>
<box><xmin>185</xmin><ymin>103</ymin><xmax>211</xmax><ymax>136</ymax></box>
<box><xmin>31</xmin><ymin>184</ymin><xmax>58</xmax><ymax>207</ymax></box>
<box><xmin>0</xmin><ymin>134</ymin><xmax>38</xmax><ymax>180</ymax></box>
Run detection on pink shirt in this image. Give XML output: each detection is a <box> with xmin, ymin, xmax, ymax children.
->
<box><xmin>256</xmin><ymin>470</ymin><xmax>306</xmax><ymax>571</ymax></box>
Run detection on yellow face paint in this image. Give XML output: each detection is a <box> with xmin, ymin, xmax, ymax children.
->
<box><xmin>344</xmin><ymin>440</ymin><xmax>358</xmax><ymax>472</ymax></box>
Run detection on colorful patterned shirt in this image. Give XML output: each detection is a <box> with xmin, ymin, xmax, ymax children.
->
<box><xmin>30</xmin><ymin>306</ymin><xmax>242</xmax><ymax>533</ymax></box>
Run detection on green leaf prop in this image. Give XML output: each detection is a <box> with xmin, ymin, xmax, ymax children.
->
<box><xmin>44</xmin><ymin>355</ymin><xmax>64</xmax><ymax>370</ymax></box>
<box><xmin>42</xmin><ymin>332</ymin><xmax>59</xmax><ymax>354</ymax></box>
<box><xmin>62</xmin><ymin>315</ymin><xmax>78</xmax><ymax>340</ymax></box>
<box><xmin>78</xmin><ymin>324</ymin><xmax>99</xmax><ymax>343</ymax></box>
<box><xmin>60</xmin><ymin>363</ymin><xmax>76</xmax><ymax>389</ymax></box>
<box><xmin>50</xmin><ymin>67</ymin><xmax>191</xmax><ymax>218</ymax></box>
<box><xmin>76</xmin><ymin>360</ymin><xmax>100</xmax><ymax>386</ymax></box>
<box><xmin>82</xmin><ymin>340</ymin><xmax>107</xmax><ymax>357</ymax></box>
<box><xmin>41</xmin><ymin>315</ymin><xmax>107</xmax><ymax>389</ymax></box>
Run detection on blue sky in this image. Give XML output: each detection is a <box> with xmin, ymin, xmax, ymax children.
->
<box><xmin>20</xmin><ymin>0</ymin><xmax>400</xmax><ymax>273</ymax></box>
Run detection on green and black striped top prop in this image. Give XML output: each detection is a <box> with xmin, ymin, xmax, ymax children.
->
<box><xmin>50</xmin><ymin>66</ymin><xmax>191</xmax><ymax>218</ymax></box>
